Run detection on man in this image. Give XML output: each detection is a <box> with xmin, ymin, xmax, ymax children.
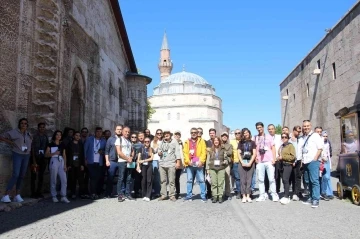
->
<box><xmin>84</xmin><ymin>127</ymin><xmax>106</xmax><ymax>200</ymax></box>
<box><xmin>300</xmin><ymin>120</ymin><xmax>323</xmax><ymax>208</ymax></box>
<box><xmin>315</xmin><ymin>126</ymin><xmax>323</xmax><ymax>135</ymax></box>
<box><xmin>115</xmin><ymin>126</ymin><xmax>135</xmax><ymax>201</ymax></box>
<box><xmin>103</xmin><ymin>130</ymin><xmax>111</xmax><ymax>141</ymax></box>
<box><xmin>144</xmin><ymin>129</ymin><xmax>154</xmax><ymax>141</ymax></box>
<box><xmin>104</xmin><ymin>125</ymin><xmax>122</xmax><ymax>198</ymax></box>
<box><xmin>206</xmin><ymin>128</ymin><xmax>216</xmax><ymax>147</ymax></box>
<box><xmin>282</xmin><ymin>126</ymin><xmax>290</xmax><ymax>134</ymax></box>
<box><xmin>289</xmin><ymin>126</ymin><xmax>303</xmax><ymax>201</ymax></box>
<box><xmin>267</xmin><ymin>124</ymin><xmax>282</xmax><ymax>193</ymax></box>
<box><xmin>80</xmin><ymin>127</ymin><xmax>90</xmax><ymax>197</ymax></box>
<box><xmin>183</xmin><ymin>128</ymin><xmax>207</xmax><ymax>202</ymax></box>
<box><xmin>220</xmin><ymin>132</ymin><xmax>233</xmax><ymax>200</ymax></box>
<box><xmin>254</xmin><ymin>122</ymin><xmax>279</xmax><ymax>202</ymax></box>
<box><xmin>203</xmin><ymin>127</ymin><xmax>214</xmax><ymax>198</ymax></box>
<box><xmin>174</xmin><ymin>130</ymin><xmax>184</xmax><ymax>199</ymax></box>
<box><xmin>133</xmin><ymin>132</ymin><xmax>145</xmax><ymax>197</ymax></box>
<box><xmin>158</xmin><ymin>130</ymin><xmax>181</xmax><ymax>201</ymax></box>
<box><xmin>30</xmin><ymin>122</ymin><xmax>49</xmax><ymax>198</ymax></box>
<box><xmin>230</xmin><ymin>129</ymin><xmax>241</xmax><ymax>199</ymax></box>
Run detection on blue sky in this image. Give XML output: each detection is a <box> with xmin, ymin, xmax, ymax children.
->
<box><xmin>120</xmin><ymin>0</ymin><xmax>356</xmax><ymax>133</ymax></box>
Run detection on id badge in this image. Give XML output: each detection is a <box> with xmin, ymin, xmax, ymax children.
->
<box><xmin>127</xmin><ymin>162</ymin><xmax>136</xmax><ymax>168</ymax></box>
<box><xmin>264</xmin><ymin>146</ymin><xmax>269</xmax><ymax>151</ymax></box>
<box><xmin>22</xmin><ymin>146</ymin><xmax>27</xmax><ymax>152</ymax></box>
<box><xmin>39</xmin><ymin>150</ymin><xmax>44</xmax><ymax>154</ymax></box>
<box><xmin>214</xmin><ymin>160</ymin><xmax>220</xmax><ymax>166</ymax></box>
<box><xmin>143</xmin><ymin>162</ymin><xmax>148</xmax><ymax>166</ymax></box>
<box><xmin>73</xmin><ymin>156</ymin><xmax>78</xmax><ymax>161</ymax></box>
<box><xmin>163</xmin><ymin>152</ymin><xmax>168</xmax><ymax>158</ymax></box>
<box><xmin>302</xmin><ymin>148</ymin><xmax>308</xmax><ymax>154</ymax></box>
<box><xmin>189</xmin><ymin>149</ymin><xmax>194</xmax><ymax>155</ymax></box>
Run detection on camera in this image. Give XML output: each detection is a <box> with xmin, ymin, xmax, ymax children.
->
<box><xmin>259</xmin><ymin>148</ymin><xmax>266</xmax><ymax>155</ymax></box>
<box><xmin>243</xmin><ymin>151</ymin><xmax>251</xmax><ymax>159</ymax></box>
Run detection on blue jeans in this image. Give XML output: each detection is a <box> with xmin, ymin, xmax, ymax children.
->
<box><xmin>251</xmin><ymin>166</ymin><xmax>256</xmax><ymax>190</ymax></box>
<box><xmin>116</xmin><ymin>162</ymin><xmax>130</xmax><ymax>196</ymax></box>
<box><xmin>152</xmin><ymin>161</ymin><xmax>161</xmax><ymax>195</ymax></box>
<box><xmin>186</xmin><ymin>166</ymin><xmax>206</xmax><ymax>199</ymax></box>
<box><xmin>6</xmin><ymin>152</ymin><xmax>30</xmax><ymax>192</ymax></box>
<box><xmin>321</xmin><ymin>161</ymin><xmax>333</xmax><ymax>196</ymax></box>
<box><xmin>106</xmin><ymin>161</ymin><xmax>118</xmax><ymax>196</ymax></box>
<box><xmin>232</xmin><ymin>163</ymin><xmax>241</xmax><ymax>193</ymax></box>
<box><xmin>304</xmin><ymin>160</ymin><xmax>320</xmax><ymax>201</ymax></box>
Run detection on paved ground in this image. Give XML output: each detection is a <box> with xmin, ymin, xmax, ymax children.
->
<box><xmin>0</xmin><ymin>175</ymin><xmax>359</xmax><ymax>239</ymax></box>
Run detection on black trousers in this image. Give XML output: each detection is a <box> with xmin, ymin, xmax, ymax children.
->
<box><xmin>141</xmin><ymin>163</ymin><xmax>153</xmax><ymax>198</ymax></box>
<box><xmin>88</xmin><ymin>163</ymin><xmax>102</xmax><ymax>195</ymax></box>
<box><xmin>293</xmin><ymin>161</ymin><xmax>302</xmax><ymax>196</ymax></box>
<box><xmin>175</xmin><ymin>168</ymin><xmax>182</xmax><ymax>195</ymax></box>
<box><xmin>30</xmin><ymin>157</ymin><xmax>47</xmax><ymax>195</ymax></box>
<box><xmin>275</xmin><ymin>161</ymin><xmax>282</xmax><ymax>193</ymax></box>
<box><xmin>68</xmin><ymin>166</ymin><xmax>85</xmax><ymax>195</ymax></box>
<box><xmin>282</xmin><ymin>164</ymin><xmax>293</xmax><ymax>198</ymax></box>
<box><xmin>134</xmin><ymin>169</ymin><xmax>143</xmax><ymax>195</ymax></box>
<box><xmin>83</xmin><ymin>166</ymin><xmax>90</xmax><ymax>195</ymax></box>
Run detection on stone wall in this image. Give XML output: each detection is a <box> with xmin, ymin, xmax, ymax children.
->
<box><xmin>280</xmin><ymin>2</ymin><xmax>360</xmax><ymax>168</ymax></box>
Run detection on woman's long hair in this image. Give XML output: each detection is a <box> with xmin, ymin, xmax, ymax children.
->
<box><xmin>52</xmin><ymin>130</ymin><xmax>63</xmax><ymax>143</ymax></box>
<box><xmin>211</xmin><ymin>136</ymin><xmax>223</xmax><ymax>155</ymax></box>
<box><xmin>240</xmin><ymin>128</ymin><xmax>252</xmax><ymax>144</ymax></box>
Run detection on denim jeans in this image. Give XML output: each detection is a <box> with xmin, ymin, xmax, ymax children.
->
<box><xmin>304</xmin><ymin>160</ymin><xmax>320</xmax><ymax>201</ymax></box>
<box><xmin>231</xmin><ymin>163</ymin><xmax>241</xmax><ymax>193</ymax></box>
<box><xmin>186</xmin><ymin>166</ymin><xmax>206</xmax><ymax>199</ymax></box>
<box><xmin>152</xmin><ymin>160</ymin><xmax>161</xmax><ymax>195</ymax></box>
<box><xmin>257</xmin><ymin>161</ymin><xmax>276</xmax><ymax>195</ymax></box>
<box><xmin>106</xmin><ymin>161</ymin><xmax>118</xmax><ymax>196</ymax></box>
<box><xmin>6</xmin><ymin>152</ymin><xmax>31</xmax><ymax>192</ymax></box>
<box><xmin>321</xmin><ymin>160</ymin><xmax>333</xmax><ymax>196</ymax></box>
<box><xmin>116</xmin><ymin>162</ymin><xmax>128</xmax><ymax>196</ymax></box>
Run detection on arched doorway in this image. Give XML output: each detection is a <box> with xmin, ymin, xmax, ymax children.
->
<box><xmin>69</xmin><ymin>68</ymin><xmax>85</xmax><ymax>130</ymax></box>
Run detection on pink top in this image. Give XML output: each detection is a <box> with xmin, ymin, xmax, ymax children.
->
<box><xmin>254</xmin><ymin>134</ymin><xmax>275</xmax><ymax>163</ymax></box>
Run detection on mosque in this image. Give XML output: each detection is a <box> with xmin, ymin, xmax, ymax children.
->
<box><xmin>147</xmin><ymin>33</ymin><xmax>229</xmax><ymax>139</ymax></box>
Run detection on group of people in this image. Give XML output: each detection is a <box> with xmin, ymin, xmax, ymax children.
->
<box><xmin>0</xmin><ymin>118</ymin><xmax>339</xmax><ymax>208</ymax></box>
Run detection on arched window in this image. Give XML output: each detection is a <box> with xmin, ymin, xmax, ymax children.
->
<box><xmin>177</xmin><ymin>113</ymin><xmax>180</xmax><ymax>120</ymax></box>
<box><xmin>167</xmin><ymin>112</ymin><xmax>171</xmax><ymax>120</ymax></box>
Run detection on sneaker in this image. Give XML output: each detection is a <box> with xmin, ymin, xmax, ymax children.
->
<box><xmin>280</xmin><ymin>197</ymin><xmax>290</xmax><ymax>205</ymax></box>
<box><xmin>170</xmin><ymin>196</ymin><xmax>177</xmax><ymax>202</ymax></box>
<box><xmin>201</xmin><ymin>198</ymin><xmax>207</xmax><ymax>203</ymax></box>
<box><xmin>118</xmin><ymin>195</ymin><xmax>125</xmax><ymax>202</ymax></box>
<box><xmin>1</xmin><ymin>195</ymin><xmax>11</xmax><ymax>203</ymax></box>
<box><xmin>158</xmin><ymin>196</ymin><xmax>167</xmax><ymax>201</ymax></box>
<box><xmin>247</xmin><ymin>197</ymin><xmax>252</xmax><ymax>203</ymax></box>
<box><xmin>212</xmin><ymin>197</ymin><xmax>218</xmax><ymax>203</ymax></box>
<box><xmin>144</xmin><ymin>197</ymin><xmax>150</xmax><ymax>202</ymax></box>
<box><xmin>14</xmin><ymin>195</ymin><xmax>24</xmax><ymax>203</ymax></box>
<box><xmin>125</xmin><ymin>195</ymin><xmax>136</xmax><ymax>201</ymax></box>
<box><xmin>320</xmin><ymin>194</ymin><xmax>330</xmax><ymax>201</ymax></box>
<box><xmin>61</xmin><ymin>197</ymin><xmax>70</xmax><ymax>203</ymax></box>
<box><xmin>242</xmin><ymin>197</ymin><xmax>247</xmax><ymax>203</ymax></box>
<box><xmin>271</xmin><ymin>193</ymin><xmax>279</xmax><ymax>202</ymax></box>
<box><xmin>52</xmin><ymin>197</ymin><xmax>59</xmax><ymax>203</ymax></box>
<box><xmin>183</xmin><ymin>197</ymin><xmax>192</xmax><ymax>202</ymax></box>
<box><xmin>142</xmin><ymin>197</ymin><xmax>146</xmax><ymax>201</ymax></box>
<box><xmin>292</xmin><ymin>195</ymin><xmax>299</xmax><ymax>201</ymax></box>
<box><xmin>256</xmin><ymin>194</ymin><xmax>267</xmax><ymax>202</ymax></box>
<box><xmin>302</xmin><ymin>198</ymin><xmax>312</xmax><ymax>205</ymax></box>
<box><xmin>327</xmin><ymin>195</ymin><xmax>334</xmax><ymax>200</ymax></box>
<box><xmin>311</xmin><ymin>200</ymin><xmax>319</xmax><ymax>208</ymax></box>
<box><xmin>227</xmin><ymin>196</ymin><xmax>232</xmax><ymax>201</ymax></box>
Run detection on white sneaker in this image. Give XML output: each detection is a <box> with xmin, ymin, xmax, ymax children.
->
<box><xmin>242</xmin><ymin>197</ymin><xmax>247</xmax><ymax>203</ymax></box>
<box><xmin>256</xmin><ymin>194</ymin><xmax>267</xmax><ymax>202</ymax></box>
<box><xmin>292</xmin><ymin>195</ymin><xmax>299</xmax><ymax>201</ymax></box>
<box><xmin>280</xmin><ymin>197</ymin><xmax>290</xmax><ymax>205</ymax></box>
<box><xmin>247</xmin><ymin>197</ymin><xmax>252</xmax><ymax>203</ymax></box>
<box><xmin>52</xmin><ymin>197</ymin><xmax>59</xmax><ymax>203</ymax></box>
<box><xmin>272</xmin><ymin>193</ymin><xmax>279</xmax><ymax>202</ymax></box>
<box><xmin>61</xmin><ymin>197</ymin><xmax>70</xmax><ymax>203</ymax></box>
<box><xmin>14</xmin><ymin>194</ymin><xmax>24</xmax><ymax>203</ymax></box>
<box><xmin>1</xmin><ymin>195</ymin><xmax>11</xmax><ymax>203</ymax></box>
<box><xmin>144</xmin><ymin>197</ymin><xmax>150</xmax><ymax>202</ymax></box>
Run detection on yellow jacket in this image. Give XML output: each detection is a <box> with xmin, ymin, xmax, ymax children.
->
<box><xmin>183</xmin><ymin>138</ymin><xmax>207</xmax><ymax>166</ymax></box>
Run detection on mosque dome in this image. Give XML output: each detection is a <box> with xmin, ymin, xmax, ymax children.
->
<box><xmin>153</xmin><ymin>71</ymin><xmax>216</xmax><ymax>95</ymax></box>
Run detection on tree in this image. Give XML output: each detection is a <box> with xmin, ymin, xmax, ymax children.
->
<box><xmin>147</xmin><ymin>100</ymin><xmax>155</xmax><ymax>121</ymax></box>
<box><xmin>275</xmin><ymin>124</ymin><xmax>282</xmax><ymax>135</ymax></box>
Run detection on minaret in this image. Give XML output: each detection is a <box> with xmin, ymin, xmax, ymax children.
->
<box><xmin>158</xmin><ymin>31</ymin><xmax>173</xmax><ymax>81</ymax></box>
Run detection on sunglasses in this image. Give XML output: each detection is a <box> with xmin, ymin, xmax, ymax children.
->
<box><xmin>156</xmin><ymin>132</ymin><xmax>162</xmax><ymax>135</ymax></box>
<box><xmin>235</xmin><ymin>132</ymin><xmax>241</xmax><ymax>135</ymax></box>
<box><xmin>281</xmin><ymin>136</ymin><xmax>288</xmax><ymax>139</ymax></box>
<box><xmin>191</xmin><ymin>132</ymin><xmax>198</xmax><ymax>134</ymax></box>
<box><xmin>131</xmin><ymin>136</ymin><xmax>137</xmax><ymax>138</ymax></box>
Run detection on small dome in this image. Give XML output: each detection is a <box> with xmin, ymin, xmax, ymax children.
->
<box><xmin>153</xmin><ymin>71</ymin><xmax>215</xmax><ymax>95</ymax></box>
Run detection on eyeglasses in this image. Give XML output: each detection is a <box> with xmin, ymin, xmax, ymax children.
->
<box><xmin>156</xmin><ymin>132</ymin><xmax>162</xmax><ymax>135</ymax></box>
<box><xmin>144</xmin><ymin>141</ymin><xmax>150</xmax><ymax>143</ymax></box>
<box><xmin>191</xmin><ymin>132</ymin><xmax>198</xmax><ymax>134</ymax></box>
<box><xmin>235</xmin><ymin>132</ymin><xmax>241</xmax><ymax>135</ymax></box>
<box><xmin>281</xmin><ymin>136</ymin><xmax>288</xmax><ymax>139</ymax></box>
<box><xmin>131</xmin><ymin>136</ymin><xmax>137</xmax><ymax>139</ymax></box>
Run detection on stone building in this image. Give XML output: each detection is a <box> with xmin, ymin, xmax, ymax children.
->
<box><xmin>148</xmin><ymin>33</ymin><xmax>229</xmax><ymax>139</ymax></box>
<box><xmin>280</xmin><ymin>1</ymin><xmax>360</xmax><ymax>167</ymax></box>
<box><xmin>0</xmin><ymin>0</ymin><xmax>151</xmax><ymax>194</ymax></box>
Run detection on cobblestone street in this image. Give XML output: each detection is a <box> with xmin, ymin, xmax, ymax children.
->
<box><xmin>0</xmin><ymin>175</ymin><xmax>359</xmax><ymax>239</ymax></box>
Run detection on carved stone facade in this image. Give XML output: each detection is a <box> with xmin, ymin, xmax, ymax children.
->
<box><xmin>0</xmin><ymin>0</ymin><xmax>151</xmax><ymax>195</ymax></box>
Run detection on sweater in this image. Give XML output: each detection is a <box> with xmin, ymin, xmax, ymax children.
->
<box><xmin>280</xmin><ymin>143</ymin><xmax>296</xmax><ymax>164</ymax></box>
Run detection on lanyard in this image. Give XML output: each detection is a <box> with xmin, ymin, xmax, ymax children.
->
<box><xmin>244</xmin><ymin>142</ymin><xmax>249</xmax><ymax>151</ymax></box>
<box><xmin>302</xmin><ymin>133</ymin><xmax>313</xmax><ymax>148</ymax></box>
<box><xmin>23</xmin><ymin>132</ymin><xmax>26</xmax><ymax>144</ymax></box>
<box><xmin>143</xmin><ymin>147</ymin><xmax>149</xmax><ymax>159</ymax></box>
<box><xmin>257</xmin><ymin>134</ymin><xmax>266</xmax><ymax>148</ymax></box>
<box><xmin>215</xmin><ymin>150</ymin><xmax>219</xmax><ymax>159</ymax></box>
<box><xmin>94</xmin><ymin>138</ymin><xmax>100</xmax><ymax>150</ymax></box>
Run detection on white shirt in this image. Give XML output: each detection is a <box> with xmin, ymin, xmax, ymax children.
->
<box><xmin>115</xmin><ymin>136</ymin><xmax>131</xmax><ymax>163</ymax></box>
<box><xmin>151</xmin><ymin>140</ymin><xmax>162</xmax><ymax>161</ymax></box>
<box><xmin>271</xmin><ymin>134</ymin><xmax>282</xmax><ymax>157</ymax></box>
<box><xmin>93</xmin><ymin>138</ymin><xmax>100</xmax><ymax>163</ymax></box>
<box><xmin>298</xmin><ymin>131</ymin><xmax>324</xmax><ymax>164</ymax></box>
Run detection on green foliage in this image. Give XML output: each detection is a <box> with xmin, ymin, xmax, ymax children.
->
<box><xmin>275</xmin><ymin>124</ymin><xmax>282</xmax><ymax>135</ymax></box>
<box><xmin>147</xmin><ymin>100</ymin><xmax>155</xmax><ymax>121</ymax></box>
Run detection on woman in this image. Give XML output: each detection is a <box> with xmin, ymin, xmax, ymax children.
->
<box><xmin>137</xmin><ymin>137</ymin><xmax>154</xmax><ymax>202</ymax></box>
<box><xmin>277</xmin><ymin>132</ymin><xmax>296</xmax><ymax>205</ymax></box>
<box><xmin>208</xmin><ymin>137</ymin><xmax>230</xmax><ymax>204</ymax></box>
<box><xmin>321</xmin><ymin>131</ymin><xmax>334</xmax><ymax>200</ymax></box>
<box><xmin>342</xmin><ymin>130</ymin><xmax>358</xmax><ymax>153</ymax></box>
<box><xmin>237</xmin><ymin>128</ymin><xmax>256</xmax><ymax>203</ymax></box>
<box><xmin>151</xmin><ymin>129</ymin><xmax>163</xmax><ymax>198</ymax></box>
<box><xmin>0</xmin><ymin>118</ymin><xmax>32</xmax><ymax>203</ymax></box>
<box><xmin>45</xmin><ymin>130</ymin><xmax>70</xmax><ymax>203</ymax></box>
<box><xmin>66</xmin><ymin>131</ymin><xmax>85</xmax><ymax>199</ymax></box>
